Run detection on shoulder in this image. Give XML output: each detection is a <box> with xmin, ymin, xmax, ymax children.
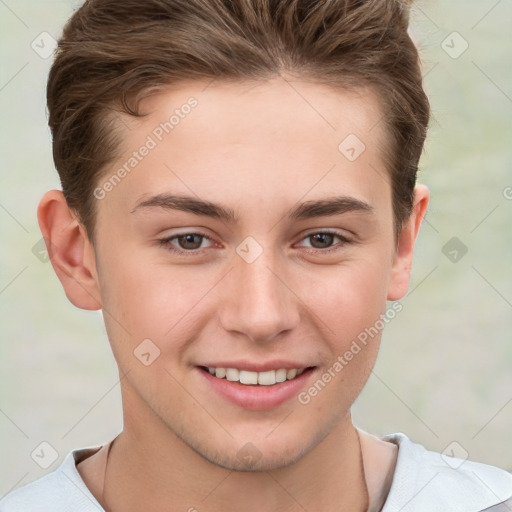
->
<box><xmin>0</xmin><ymin>446</ymin><xmax>104</xmax><ymax>512</ymax></box>
<box><xmin>380</xmin><ymin>432</ymin><xmax>512</xmax><ymax>512</ymax></box>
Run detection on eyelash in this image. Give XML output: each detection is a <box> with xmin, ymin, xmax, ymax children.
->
<box><xmin>157</xmin><ymin>229</ymin><xmax>352</xmax><ymax>256</ymax></box>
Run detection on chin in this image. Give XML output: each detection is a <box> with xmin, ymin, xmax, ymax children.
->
<box><xmin>180</xmin><ymin>421</ymin><xmax>331</xmax><ymax>473</ymax></box>
<box><xmin>199</xmin><ymin>443</ymin><xmax>308</xmax><ymax>472</ymax></box>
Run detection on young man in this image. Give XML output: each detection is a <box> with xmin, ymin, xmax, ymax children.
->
<box><xmin>1</xmin><ymin>0</ymin><xmax>511</xmax><ymax>510</ymax></box>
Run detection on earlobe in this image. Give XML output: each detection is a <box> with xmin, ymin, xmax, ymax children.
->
<box><xmin>37</xmin><ymin>190</ymin><xmax>102</xmax><ymax>310</ymax></box>
<box><xmin>386</xmin><ymin>184</ymin><xmax>430</xmax><ymax>301</ymax></box>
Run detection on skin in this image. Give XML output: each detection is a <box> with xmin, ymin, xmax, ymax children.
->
<box><xmin>38</xmin><ymin>77</ymin><xmax>428</xmax><ymax>511</ymax></box>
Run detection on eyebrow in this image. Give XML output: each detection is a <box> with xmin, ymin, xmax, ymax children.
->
<box><xmin>130</xmin><ymin>193</ymin><xmax>374</xmax><ymax>222</ymax></box>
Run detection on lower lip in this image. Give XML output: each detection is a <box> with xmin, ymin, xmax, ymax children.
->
<box><xmin>197</xmin><ymin>367</ymin><xmax>315</xmax><ymax>411</ymax></box>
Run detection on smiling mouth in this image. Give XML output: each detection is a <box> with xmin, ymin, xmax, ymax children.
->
<box><xmin>198</xmin><ymin>366</ymin><xmax>315</xmax><ymax>386</ymax></box>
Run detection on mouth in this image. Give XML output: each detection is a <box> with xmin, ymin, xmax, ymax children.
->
<box><xmin>198</xmin><ymin>365</ymin><xmax>314</xmax><ymax>386</ymax></box>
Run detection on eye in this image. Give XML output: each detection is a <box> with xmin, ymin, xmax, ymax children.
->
<box><xmin>158</xmin><ymin>232</ymin><xmax>214</xmax><ymax>254</ymax></box>
<box><xmin>297</xmin><ymin>230</ymin><xmax>352</xmax><ymax>253</ymax></box>
<box><xmin>158</xmin><ymin>229</ymin><xmax>352</xmax><ymax>256</ymax></box>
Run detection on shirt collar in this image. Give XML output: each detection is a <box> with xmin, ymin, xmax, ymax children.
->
<box><xmin>379</xmin><ymin>432</ymin><xmax>512</xmax><ymax>512</ymax></box>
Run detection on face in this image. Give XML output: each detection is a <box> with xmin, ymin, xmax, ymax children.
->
<box><xmin>88</xmin><ymin>78</ymin><xmax>402</xmax><ymax>470</ymax></box>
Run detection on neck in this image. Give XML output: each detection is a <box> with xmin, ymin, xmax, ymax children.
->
<box><xmin>101</xmin><ymin>418</ymin><xmax>368</xmax><ymax>512</ymax></box>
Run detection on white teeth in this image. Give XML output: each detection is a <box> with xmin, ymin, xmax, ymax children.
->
<box><xmin>215</xmin><ymin>368</ymin><xmax>226</xmax><ymax>378</ymax></box>
<box><xmin>286</xmin><ymin>368</ymin><xmax>297</xmax><ymax>380</ymax></box>
<box><xmin>275</xmin><ymin>369</ymin><xmax>287</xmax><ymax>383</ymax></box>
<box><xmin>206</xmin><ymin>366</ymin><xmax>308</xmax><ymax>385</ymax></box>
<box><xmin>258</xmin><ymin>370</ymin><xmax>276</xmax><ymax>386</ymax></box>
<box><xmin>226</xmin><ymin>368</ymin><xmax>240</xmax><ymax>381</ymax></box>
<box><xmin>240</xmin><ymin>370</ymin><xmax>258</xmax><ymax>385</ymax></box>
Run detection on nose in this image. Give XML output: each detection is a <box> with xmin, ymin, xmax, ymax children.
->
<box><xmin>219</xmin><ymin>249</ymin><xmax>301</xmax><ymax>343</ymax></box>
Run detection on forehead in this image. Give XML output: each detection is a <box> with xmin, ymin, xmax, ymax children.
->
<box><xmin>136</xmin><ymin>77</ymin><xmax>386</xmax><ymax>148</ymax></box>
<box><xmin>98</xmin><ymin>77</ymin><xmax>390</xmax><ymax>221</ymax></box>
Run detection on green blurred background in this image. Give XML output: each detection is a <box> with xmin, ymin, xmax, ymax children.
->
<box><xmin>1</xmin><ymin>0</ymin><xmax>511</xmax><ymax>495</ymax></box>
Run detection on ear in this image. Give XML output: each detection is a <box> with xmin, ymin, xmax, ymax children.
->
<box><xmin>37</xmin><ymin>189</ymin><xmax>102</xmax><ymax>310</ymax></box>
<box><xmin>387</xmin><ymin>184</ymin><xmax>429</xmax><ymax>301</ymax></box>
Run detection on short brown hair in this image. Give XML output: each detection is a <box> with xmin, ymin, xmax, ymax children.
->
<box><xmin>47</xmin><ymin>0</ymin><xmax>429</xmax><ymax>243</ymax></box>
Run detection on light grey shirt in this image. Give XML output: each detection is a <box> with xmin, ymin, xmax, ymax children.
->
<box><xmin>1</xmin><ymin>432</ymin><xmax>511</xmax><ymax>511</ymax></box>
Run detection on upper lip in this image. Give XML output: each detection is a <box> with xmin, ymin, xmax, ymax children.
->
<box><xmin>197</xmin><ymin>360</ymin><xmax>315</xmax><ymax>372</ymax></box>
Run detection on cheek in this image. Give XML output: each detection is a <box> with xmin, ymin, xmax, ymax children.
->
<box><xmin>100</xmin><ymin>251</ymin><xmax>206</xmax><ymax>323</ymax></box>
<box><xmin>296</xmin><ymin>259</ymin><xmax>388</xmax><ymax>413</ymax></box>
<box><xmin>96</xmin><ymin>253</ymin><xmax>221</xmax><ymax>364</ymax></box>
<box><xmin>297</xmin><ymin>255</ymin><xmax>392</xmax><ymax>345</ymax></box>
